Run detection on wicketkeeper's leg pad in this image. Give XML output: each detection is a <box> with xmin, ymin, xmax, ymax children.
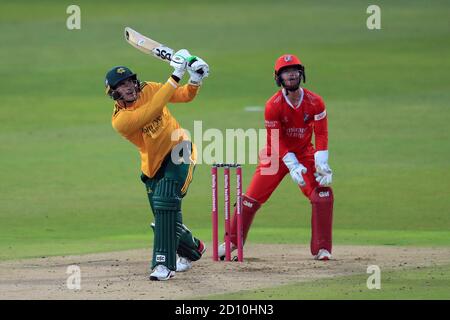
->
<box><xmin>310</xmin><ymin>187</ymin><xmax>334</xmax><ymax>256</ymax></box>
<box><xmin>229</xmin><ymin>195</ymin><xmax>261</xmax><ymax>246</ymax></box>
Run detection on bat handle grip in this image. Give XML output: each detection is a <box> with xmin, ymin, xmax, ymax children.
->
<box><xmin>188</xmin><ymin>57</ymin><xmax>204</xmax><ymax>75</ymax></box>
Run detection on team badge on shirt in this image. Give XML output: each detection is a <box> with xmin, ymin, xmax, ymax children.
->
<box><xmin>304</xmin><ymin>113</ymin><xmax>311</xmax><ymax>123</ymax></box>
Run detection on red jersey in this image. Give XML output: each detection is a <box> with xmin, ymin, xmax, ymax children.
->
<box><xmin>264</xmin><ymin>87</ymin><xmax>328</xmax><ymax>159</ymax></box>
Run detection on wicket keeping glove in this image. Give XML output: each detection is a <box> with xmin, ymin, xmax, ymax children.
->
<box><xmin>187</xmin><ymin>56</ymin><xmax>209</xmax><ymax>85</ymax></box>
<box><xmin>170</xmin><ymin>49</ymin><xmax>191</xmax><ymax>79</ymax></box>
<box><xmin>314</xmin><ymin>150</ymin><xmax>333</xmax><ymax>186</ymax></box>
<box><xmin>283</xmin><ymin>152</ymin><xmax>307</xmax><ymax>187</ymax></box>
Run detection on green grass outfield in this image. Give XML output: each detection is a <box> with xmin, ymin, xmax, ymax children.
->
<box><xmin>204</xmin><ymin>264</ymin><xmax>450</xmax><ymax>300</ymax></box>
<box><xmin>0</xmin><ymin>0</ymin><xmax>449</xmax><ymax>298</ymax></box>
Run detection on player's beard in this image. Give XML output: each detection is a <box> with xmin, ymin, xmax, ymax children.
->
<box><xmin>283</xmin><ymin>77</ymin><xmax>301</xmax><ymax>92</ymax></box>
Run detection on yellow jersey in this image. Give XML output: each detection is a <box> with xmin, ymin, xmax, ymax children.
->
<box><xmin>112</xmin><ymin>77</ymin><xmax>199</xmax><ymax>177</ymax></box>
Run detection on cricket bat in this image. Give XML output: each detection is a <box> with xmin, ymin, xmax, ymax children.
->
<box><xmin>124</xmin><ymin>27</ymin><xmax>174</xmax><ymax>63</ymax></box>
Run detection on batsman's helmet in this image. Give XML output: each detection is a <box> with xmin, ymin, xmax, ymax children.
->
<box><xmin>105</xmin><ymin>66</ymin><xmax>139</xmax><ymax>100</ymax></box>
<box><xmin>274</xmin><ymin>54</ymin><xmax>306</xmax><ymax>87</ymax></box>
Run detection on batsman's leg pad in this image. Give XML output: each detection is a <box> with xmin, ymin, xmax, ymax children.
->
<box><xmin>176</xmin><ymin>219</ymin><xmax>205</xmax><ymax>262</ymax></box>
<box><xmin>151</xmin><ymin>218</ymin><xmax>205</xmax><ymax>262</ymax></box>
<box><xmin>151</xmin><ymin>178</ymin><xmax>182</xmax><ymax>271</ymax></box>
<box><xmin>310</xmin><ymin>187</ymin><xmax>334</xmax><ymax>256</ymax></box>
<box><xmin>229</xmin><ymin>195</ymin><xmax>261</xmax><ymax>246</ymax></box>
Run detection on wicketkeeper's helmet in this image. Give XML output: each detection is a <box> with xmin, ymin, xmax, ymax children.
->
<box><xmin>274</xmin><ymin>54</ymin><xmax>306</xmax><ymax>87</ymax></box>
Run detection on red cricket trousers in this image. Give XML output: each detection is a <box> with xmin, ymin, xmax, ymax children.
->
<box><xmin>229</xmin><ymin>153</ymin><xmax>334</xmax><ymax>256</ymax></box>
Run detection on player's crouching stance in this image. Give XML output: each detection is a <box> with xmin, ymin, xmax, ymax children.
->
<box><xmin>105</xmin><ymin>50</ymin><xmax>209</xmax><ymax>280</ymax></box>
<box><xmin>219</xmin><ymin>54</ymin><xmax>334</xmax><ymax>261</ymax></box>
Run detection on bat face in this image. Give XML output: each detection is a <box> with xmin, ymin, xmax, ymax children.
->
<box><xmin>124</xmin><ymin>27</ymin><xmax>174</xmax><ymax>63</ymax></box>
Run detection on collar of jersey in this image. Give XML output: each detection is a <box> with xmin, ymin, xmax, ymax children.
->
<box><xmin>282</xmin><ymin>87</ymin><xmax>304</xmax><ymax>109</ymax></box>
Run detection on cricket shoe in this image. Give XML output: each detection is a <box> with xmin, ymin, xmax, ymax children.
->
<box><xmin>176</xmin><ymin>240</ymin><xmax>206</xmax><ymax>272</ymax></box>
<box><xmin>314</xmin><ymin>249</ymin><xmax>332</xmax><ymax>261</ymax></box>
<box><xmin>218</xmin><ymin>242</ymin><xmax>237</xmax><ymax>261</ymax></box>
<box><xmin>176</xmin><ymin>256</ymin><xmax>192</xmax><ymax>272</ymax></box>
<box><xmin>149</xmin><ymin>265</ymin><xmax>175</xmax><ymax>281</ymax></box>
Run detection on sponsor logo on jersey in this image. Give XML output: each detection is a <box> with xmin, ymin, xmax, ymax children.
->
<box><xmin>265</xmin><ymin>120</ymin><xmax>278</xmax><ymax>128</ymax></box>
<box><xmin>142</xmin><ymin>114</ymin><xmax>165</xmax><ymax>136</ymax></box>
<box><xmin>286</xmin><ymin>127</ymin><xmax>308</xmax><ymax>138</ymax></box>
<box><xmin>314</xmin><ymin>110</ymin><xmax>327</xmax><ymax>121</ymax></box>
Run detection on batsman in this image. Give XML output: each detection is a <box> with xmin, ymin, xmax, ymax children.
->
<box><xmin>220</xmin><ymin>54</ymin><xmax>334</xmax><ymax>260</ymax></box>
<box><xmin>105</xmin><ymin>49</ymin><xmax>209</xmax><ymax>280</ymax></box>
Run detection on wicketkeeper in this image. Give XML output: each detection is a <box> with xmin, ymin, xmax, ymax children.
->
<box><xmin>105</xmin><ymin>50</ymin><xmax>209</xmax><ymax>280</ymax></box>
<box><xmin>219</xmin><ymin>54</ymin><xmax>334</xmax><ymax>260</ymax></box>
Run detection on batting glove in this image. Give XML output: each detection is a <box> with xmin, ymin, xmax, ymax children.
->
<box><xmin>170</xmin><ymin>49</ymin><xmax>191</xmax><ymax>79</ymax></box>
<box><xmin>187</xmin><ymin>56</ymin><xmax>209</xmax><ymax>85</ymax></box>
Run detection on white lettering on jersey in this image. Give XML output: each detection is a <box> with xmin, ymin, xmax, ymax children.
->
<box><xmin>286</xmin><ymin>127</ymin><xmax>307</xmax><ymax>138</ymax></box>
<box><xmin>265</xmin><ymin>120</ymin><xmax>278</xmax><ymax>128</ymax></box>
<box><xmin>314</xmin><ymin>110</ymin><xmax>327</xmax><ymax>121</ymax></box>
